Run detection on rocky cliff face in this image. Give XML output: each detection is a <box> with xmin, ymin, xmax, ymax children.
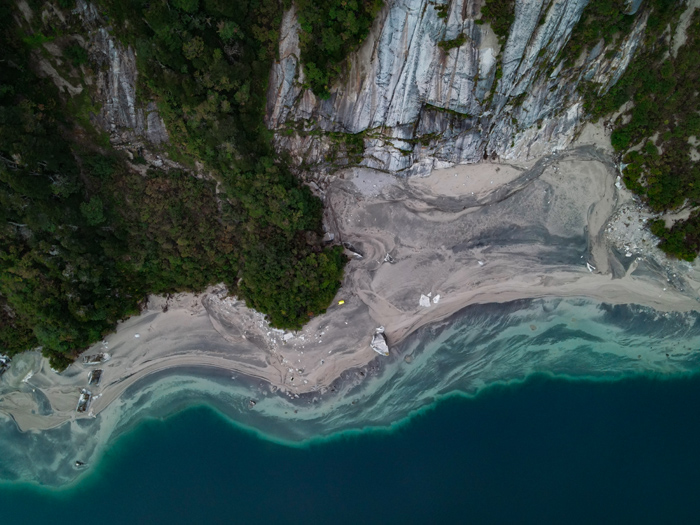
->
<box><xmin>74</xmin><ymin>1</ymin><xmax>170</xmax><ymax>150</ymax></box>
<box><xmin>89</xmin><ymin>29</ymin><xmax>170</xmax><ymax>148</ymax></box>
<box><xmin>266</xmin><ymin>0</ymin><xmax>647</xmax><ymax>175</ymax></box>
<box><xmin>27</xmin><ymin>0</ymin><xmax>170</xmax><ymax>163</ymax></box>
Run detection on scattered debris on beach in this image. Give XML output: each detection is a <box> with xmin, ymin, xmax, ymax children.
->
<box><xmin>76</xmin><ymin>388</ymin><xmax>92</xmax><ymax>413</ymax></box>
<box><xmin>605</xmin><ymin>202</ymin><xmax>656</xmax><ymax>259</ymax></box>
<box><xmin>370</xmin><ymin>327</ymin><xmax>390</xmax><ymax>356</ymax></box>
<box><xmin>343</xmin><ymin>241</ymin><xmax>364</xmax><ymax>259</ymax></box>
<box><xmin>88</xmin><ymin>369</ymin><xmax>102</xmax><ymax>386</ymax></box>
<box><xmin>0</xmin><ymin>354</ymin><xmax>10</xmax><ymax>377</ymax></box>
<box><xmin>82</xmin><ymin>353</ymin><xmax>110</xmax><ymax>365</ymax></box>
<box><xmin>419</xmin><ymin>292</ymin><xmax>441</xmax><ymax>307</ymax></box>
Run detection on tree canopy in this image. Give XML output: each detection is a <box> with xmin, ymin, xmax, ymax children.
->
<box><xmin>0</xmin><ymin>0</ymin><xmax>346</xmax><ymax>367</ymax></box>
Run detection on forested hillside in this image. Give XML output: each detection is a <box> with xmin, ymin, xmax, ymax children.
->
<box><xmin>0</xmin><ymin>0</ymin><xmax>349</xmax><ymax>368</ymax></box>
<box><xmin>2</xmin><ymin>0</ymin><xmax>700</xmax><ymax>369</ymax></box>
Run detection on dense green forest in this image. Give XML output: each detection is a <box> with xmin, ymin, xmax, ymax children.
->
<box><xmin>296</xmin><ymin>0</ymin><xmax>383</xmax><ymax>97</ymax></box>
<box><xmin>2</xmin><ymin>0</ymin><xmax>699</xmax><ymax>369</ymax></box>
<box><xmin>478</xmin><ymin>0</ymin><xmax>515</xmax><ymax>40</ymax></box>
<box><xmin>576</xmin><ymin>0</ymin><xmax>700</xmax><ymax>261</ymax></box>
<box><xmin>0</xmin><ymin>0</ymin><xmax>347</xmax><ymax>368</ymax></box>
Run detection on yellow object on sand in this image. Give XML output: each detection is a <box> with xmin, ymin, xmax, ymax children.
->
<box><xmin>338</xmin><ymin>300</ymin><xmax>345</xmax><ymax>305</ymax></box>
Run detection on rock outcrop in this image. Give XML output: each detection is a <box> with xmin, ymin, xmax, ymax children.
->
<box><xmin>76</xmin><ymin>1</ymin><xmax>169</xmax><ymax>148</ymax></box>
<box><xmin>90</xmin><ymin>28</ymin><xmax>169</xmax><ymax>146</ymax></box>
<box><xmin>28</xmin><ymin>1</ymin><xmax>170</xmax><ymax>151</ymax></box>
<box><xmin>266</xmin><ymin>0</ymin><xmax>648</xmax><ymax>174</ymax></box>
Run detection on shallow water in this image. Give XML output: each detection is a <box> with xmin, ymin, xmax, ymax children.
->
<box><xmin>2</xmin><ymin>373</ymin><xmax>700</xmax><ymax>523</ymax></box>
<box><xmin>1</xmin><ymin>298</ymin><xmax>700</xmax><ymax>493</ymax></box>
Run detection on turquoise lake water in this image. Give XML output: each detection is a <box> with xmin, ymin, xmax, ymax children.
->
<box><xmin>1</xmin><ymin>372</ymin><xmax>700</xmax><ymax>524</ymax></box>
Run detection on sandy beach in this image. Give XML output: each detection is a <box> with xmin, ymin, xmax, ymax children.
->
<box><xmin>2</xmin><ymin>123</ymin><xmax>699</xmax><ymax>433</ymax></box>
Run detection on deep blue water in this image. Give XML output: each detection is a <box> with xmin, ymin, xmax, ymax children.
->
<box><xmin>2</xmin><ymin>373</ymin><xmax>700</xmax><ymax>524</ymax></box>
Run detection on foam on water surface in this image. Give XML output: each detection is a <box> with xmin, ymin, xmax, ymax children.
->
<box><xmin>1</xmin><ymin>297</ymin><xmax>699</xmax><ymax>487</ymax></box>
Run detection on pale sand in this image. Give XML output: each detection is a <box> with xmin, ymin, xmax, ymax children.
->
<box><xmin>2</xmin><ymin>123</ymin><xmax>699</xmax><ymax>432</ymax></box>
<box><xmin>408</xmin><ymin>161</ymin><xmax>525</xmax><ymax>198</ymax></box>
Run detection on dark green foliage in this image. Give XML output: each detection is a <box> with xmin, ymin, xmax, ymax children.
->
<box><xmin>610</xmin><ymin>127</ymin><xmax>632</xmax><ymax>151</ymax></box>
<box><xmin>326</xmin><ymin>131</ymin><xmax>366</xmax><ymax>165</ymax></box>
<box><xmin>172</xmin><ymin>0</ymin><xmax>199</xmax><ymax>13</ymax></box>
<box><xmin>560</xmin><ymin>0</ymin><xmax>635</xmax><ymax>65</ymax></box>
<box><xmin>0</xmin><ymin>6</ymin><xmax>118</xmax><ymax>367</ymax></box>
<box><xmin>106</xmin><ymin>169</ymin><xmax>241</xmax><ymax>295</ymax></box>
<box><xmin>82</xmin><ymin>154</ymin><xmax>116</xmax><ymax>178</ymax></box>
<box><xmin>438</xmin><ymin>33</ymin><xmax>467</xmax><ymax>52</ymax></box>
<box><xmin>0</xmin><ymin>295</ymin><xmax>37</xmax><ymax>357</ymax></box>
<box><xmin>0</xmin><ymin>134</ymin><xmax>235</xmax><ymax>367</ymax></box>
<box><xmin>22</xmin><ymin>33</ymin><xmax>53</xmax><ymax>48</ymax></box>
<box><xmin>47</xmin><ymin>352</ymin><xmax>75</xmax><ymax>371</ymax></box>
<box><xmin>480</xmin><ymin>0</ymin><xmax>515</xmax><ymax>40</ymax></box>
<box><xmin>649</xmin><ymin>215</ymin><xmax>700</xmax><ymax>262</ymax></box>
<box><xmin>80</xmin><ymin>196</ymin><xmax>106</xmax><ymax>225</ymax></box>
<box><xmin>494</xmin><ymin>64</ymin><xmax>503</xmax><ymax>80</ymax></box>
<box><xmin>296</xmin><ymin>0</ymin><xmax>383</xmax><ymax>98</ymax></box>
<box><xmin>0</xmin><ymin>0</ymin><xmax>347</xmax><ymax>367</ymax></box>
<box><xmin>434</xmin><ymin>3</ymin><xmax>449</xmax><ymax>20</ymax></box>
<box><xmin>98</xmin><ymin>0</ymin><xmax>347</xmax><ymax>321</ymax></box>
<box><xmin>101</xmin><ymin>0</ymin><xmax>286</xmax><ymax>169</ymax></box>
<box><xmin>64</xmin><ymin>43</ymin><xmax>88</xmax><ymax>66</ymax></box>
<box><xmin>581</xmin><ymin>2</ymin><xmax>699</xmax><ymax>259</ymax></box>
<box><xmin>240</xmin><ymin>242</ymin><xmax>345</xmax><ymax>330</ymax></box>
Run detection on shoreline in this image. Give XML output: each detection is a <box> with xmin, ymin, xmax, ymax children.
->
<box><xmin>2</xmin><ymin>124</ymin><xmax>700</xmax><ymax>433</ymax></box>
<box><xmin>6</xmin><ymin>367</ymin><xmax>700</xmax><ymax>495</ymax></box>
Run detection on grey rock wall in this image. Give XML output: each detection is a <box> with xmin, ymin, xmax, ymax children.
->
<box><xmin>266</xmin><ymin>0</ymin><xmax>649</xmax><ymax>174</ymax></box>
<box><xmin>77</xmin><ymin>0</ymin><xmax>169</xmax><ymax>147</ymax></box>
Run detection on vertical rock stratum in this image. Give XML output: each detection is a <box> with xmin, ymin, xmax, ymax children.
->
<box><xmin>266</xmin><ymin>0</ymin><xmax>647</xmax><ymax>174</ymax></box>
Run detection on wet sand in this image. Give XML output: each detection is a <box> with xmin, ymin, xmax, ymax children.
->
<box><xmin>2</xmin><ymin>123</ymin><xmax>699</xmax><ymax>432</ymax></box>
